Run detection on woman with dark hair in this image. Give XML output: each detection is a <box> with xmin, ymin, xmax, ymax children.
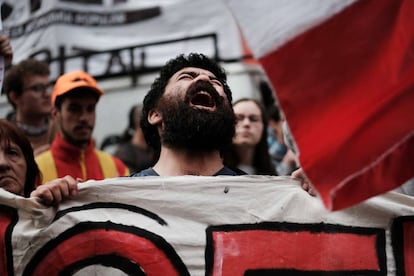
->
<box><xmin>0</xmin><ymin>119</ymin><xmax>78</xmax><ymax>205</ymax></box>
<box><xmin>223</xmin><ymin>98</ymin><xmax>277</xmax><ymax>175</ymax></box>
<box><xmin>0</xmin><ymin>119</ymin><xmax>39</xmax><ymax>197</ymax></box>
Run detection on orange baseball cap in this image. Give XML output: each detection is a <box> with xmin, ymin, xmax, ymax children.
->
<box><xmin>51</xmin><ymin>70</ymin><xmax>104</xmax><ymax>105</ymax></box>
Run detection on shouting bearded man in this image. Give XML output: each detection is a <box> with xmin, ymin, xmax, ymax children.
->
<box><xmin>131</xmin><ymin>53</ymin><xmax>239</xmax><ymax>177</ymax></box>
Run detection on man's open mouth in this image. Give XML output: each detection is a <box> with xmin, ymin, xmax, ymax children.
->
<box><xmin>190</xmin><ymin>91</ymin><xmax>215</xmax><ymax>109</ymax></box>
<box><xmin>186</xmin><ymin>81</ymin><xmax>224</xmax><ymax>111</ymax></box>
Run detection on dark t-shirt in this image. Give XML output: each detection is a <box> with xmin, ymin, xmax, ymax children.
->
<box><xmin>130</xmin><ymin>166</ymin><xmax>244</xmax><ymax>177</ymax></box>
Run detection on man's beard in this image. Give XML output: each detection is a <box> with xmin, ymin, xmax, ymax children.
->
<box><xmin>159</xmin><ymin>82</ymin><xmax>235</xmax><ymax>152</ymax></box>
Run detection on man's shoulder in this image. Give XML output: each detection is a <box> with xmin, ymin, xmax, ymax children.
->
<box><xmin>95</xmin><ymin>149</ymin><xmax>129</xmax><ymax>176</ymax></box>
<box><xmin>35</xmin><ymin>149</ymin><xmax>53</xmax><ymax>162</ymax></box>
<box><xmin>34</xmin><ymin>150</ymin><xmax>57</xmax><ymax>183</ymax></box>
<box><xmin>130</xmin><ymin>168</ymin><xmax>158</xmax><ymax>177</ymax></box>
<box><xmin>130</xmin><ymin>167</ymin><xmax>244</xmax><ymax>177</ymax></box>
<box><xmin>95</xmin><ymin>149</ymin><xmax>123</xmax><ymax>163</ymax></box>
<box><xmin>215</xmin><ymin>166</ymin><xmax>246</xmax><ymax>176</ymax></box>
<box><xmin>94</xmin><ymin>149</ymin><xmax>113</xmax><ymax>158</ymax></box>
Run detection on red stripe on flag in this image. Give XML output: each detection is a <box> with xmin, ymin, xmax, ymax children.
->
<box><xmin>259</xmin><ymin>0</ymin><xmax>414</xmax><ymax>209</ymax></box>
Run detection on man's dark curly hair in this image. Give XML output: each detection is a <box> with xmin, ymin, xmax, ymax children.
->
<box><xmin>140</xmin><ymin>53</ymin><xmax>233</xmax><ymax>156</ymax></box>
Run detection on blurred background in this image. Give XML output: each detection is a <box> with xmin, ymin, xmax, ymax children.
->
<box><xmin>0</xmin><ymin>0</ymin><xmax>276</xmax><ymax>149</ymax></box>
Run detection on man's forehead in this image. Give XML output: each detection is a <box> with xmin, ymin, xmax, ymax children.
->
<box><xmin>172</xmin><ymin>67</ymin><xmax>217</xmax><ymax>78</ymax></box>
<box><xmin>25</xmin><ymin>74</ymin><xmax>49</xmax><ymax>83</ymax></box>
<box><xmin>63</xmin><ymin>92</ymin><xmax>99</xmax><ymax>104</ymax></box>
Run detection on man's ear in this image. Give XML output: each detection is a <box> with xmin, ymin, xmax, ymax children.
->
<box><xmin>148</xmin><ymin>109</ymin><xmax>162</xmax><ymax>126</ymax></box>
<box><xmin>8</xmin><ymin>91</ymin><xmax>20</xmax><ymax>106</ymax></box>
<box><xmin>51</xmin><ymin>107</ymin><xmax>59</xmax><ymax>120</ymax></box>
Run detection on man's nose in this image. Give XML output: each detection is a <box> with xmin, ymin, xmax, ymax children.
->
<box><xmin>79</xmin><ymin>111</ymin><xmax>87</xmax><ymax>120</ymax></box>
<box><xmin>78</xmin><ymin>109</ymin><xmax>91</xmax><ymax>120</ymax></box>
<box><xmin>195</xmin><ymin>74</ymin><xmax>211</xmax><ymax>83</ymax></box>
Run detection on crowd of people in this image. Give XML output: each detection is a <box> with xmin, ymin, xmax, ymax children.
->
<box><xmin>1</xmin><ymin>35</ymin><xmax>412</xmax><ymax>204</ymax></box>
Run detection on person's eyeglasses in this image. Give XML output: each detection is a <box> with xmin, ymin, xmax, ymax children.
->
<box><xmin>24</xmin><ymin>84</ymin><xmax>52</xmax><ymax>93</ymax></box>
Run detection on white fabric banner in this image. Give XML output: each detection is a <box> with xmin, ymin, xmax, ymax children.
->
<box><xmin>0</xmin><ymin>176</ymin><xmax>413</xmax><ymax>275</ymax></box>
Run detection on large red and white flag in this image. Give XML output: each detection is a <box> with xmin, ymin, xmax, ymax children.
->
<box><xmin>224</xmin><ymin>0</ymin><xmax>414</xmax><ymax>210</ymax></box>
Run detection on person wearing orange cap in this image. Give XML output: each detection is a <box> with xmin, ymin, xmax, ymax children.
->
<box><xmin>35</xmin><ymin>71</ymin><xmax>129</xmax><ymax>184</ymax></box>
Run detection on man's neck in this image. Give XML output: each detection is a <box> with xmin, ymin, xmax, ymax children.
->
<box><xmin>60</xmin><ymin>132</ymin><xmax>91</xmax><ymax>150</ymax></box>
<box><xmin>15</xmin><ymin>112</ymin><xmax>49</xmax><ymax>136</ymax></box>
<box><xmin>16</xmin><ymin>112</ymin><xmax>48</xmax><ymax>127</ymax></box>
<box><xmin>153</xmin><ymin>147</ymin><xmax>224</xmax><ymax>176</ymax></box>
